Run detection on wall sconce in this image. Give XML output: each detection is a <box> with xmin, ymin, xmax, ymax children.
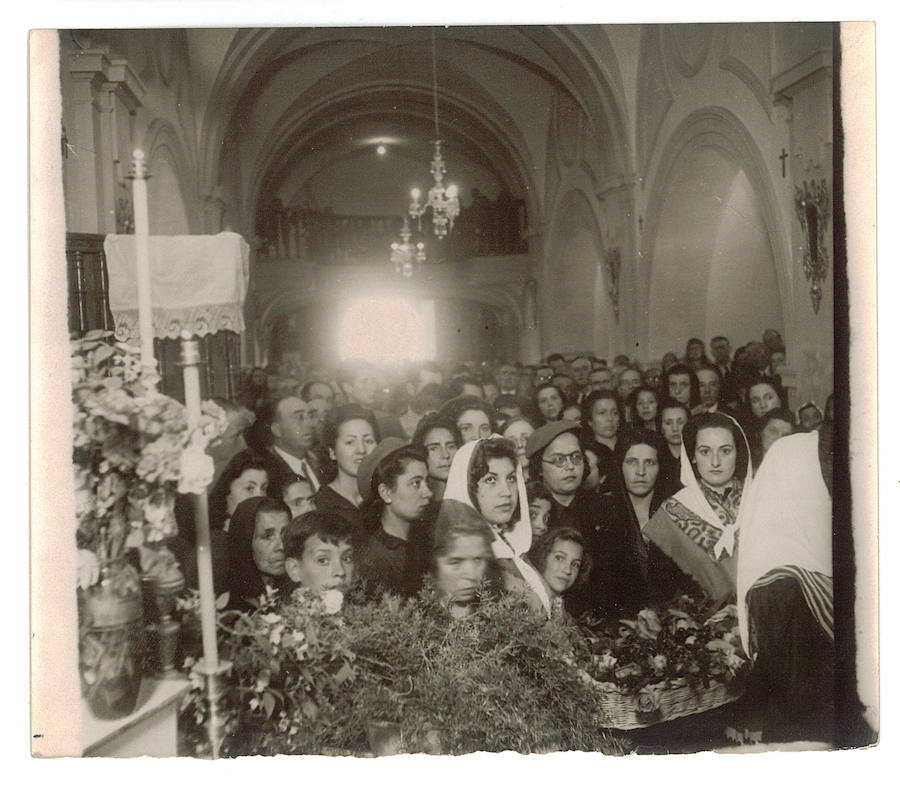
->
<box><xmin>604</xmin><ymin>247</ymin><xmax>621</xmax><ymax>320</ymax></box>
<box><xmin>794</xmin><ymin>179</ymin><xmax>831</xmax><ymax>314</ymax></box>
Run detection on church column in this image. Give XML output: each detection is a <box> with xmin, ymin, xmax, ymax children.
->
<box><xmin>518</xmin><ymin>279</ymin><xmax>541</xmax><ymax>364</ymax></box>
<box><xmin>524</xmin><ymin>228</ymin><xmax>545</xmax><ymax>361</ymax></box>
<box><xmin>66</xmin><ymin>50</ymin><xmax>145</xmax><ymax>234</ymax></box>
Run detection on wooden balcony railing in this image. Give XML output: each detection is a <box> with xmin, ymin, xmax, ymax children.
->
<box><xmin>255</xmin><ymin>198</ymin><xmax>528</xmax><ymax>266</ymax></box>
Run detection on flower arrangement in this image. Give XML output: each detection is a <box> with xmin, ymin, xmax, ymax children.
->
<box><xmin>580</xmin><ymin>596</ymin><xmax>749</xmax><ymax>723</ymax></box>
<box><xmin>179</xmin><ymin>582</ymin><xmax>633</xmax><ymax>757</ymax></box>
<box><xmin>71</xmin><ymin>331</ymin><xmax>227</xmax><ymax>584</ymax></box>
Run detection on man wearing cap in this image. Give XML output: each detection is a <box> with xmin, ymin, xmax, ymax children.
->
<box><xmin>355</xmin><ymin>438</ymin><xmax>433</xmax><ymax>597</ymax></box>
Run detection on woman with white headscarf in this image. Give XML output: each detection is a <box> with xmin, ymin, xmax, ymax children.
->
<box><xmin>643</xmin><ymin>412</ymin><xmax>754</xmax><ymax>607</ymax></box>
<box><xmin>440</xmin><ymin>435</ymin><xmax>552</xmax><ymax>617</ymax></box>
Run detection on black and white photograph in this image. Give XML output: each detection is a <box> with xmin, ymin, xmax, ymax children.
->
<box><xmin>26</xmin><ymin>2</ymin><xmax>883</xmax><ymax>784</ymax></box>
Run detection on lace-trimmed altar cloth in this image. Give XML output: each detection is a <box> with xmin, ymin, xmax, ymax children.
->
<box><xmin>104</xmin><ymin>232</ymin><xmax>250</xmax><ymax>340</ymax></box>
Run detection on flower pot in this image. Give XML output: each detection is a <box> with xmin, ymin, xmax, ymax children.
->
<box><xmin>79</xmin><ymin>559</ymin><xmax>146</xmax><ymax>720</ymax></box>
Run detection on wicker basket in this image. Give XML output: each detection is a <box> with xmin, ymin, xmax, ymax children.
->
<box><xmin>594</xmin><ymin>677</ymin><xmax>745</xmax><ymax>730</ymax></box>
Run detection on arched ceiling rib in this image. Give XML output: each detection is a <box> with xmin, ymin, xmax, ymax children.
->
<box><xmin>201</xmin><ymin>26</ymin><xmax>631</xmax><ymax>232</ymax></box>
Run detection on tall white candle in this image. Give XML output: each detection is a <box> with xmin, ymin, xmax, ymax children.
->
<box><xmin>131</xmin><ymin>149</ymin><xmax>155</xmax><ymax>370</ymax></box>
<box><xmin>180</xmin><ymin>335</ymin><xmax>219</xmax><ymax>672</ymax></box>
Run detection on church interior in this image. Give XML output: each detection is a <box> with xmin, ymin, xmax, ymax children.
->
<box><xmin>31</xmin><ymin>22</ymin><xmax>876</xmax><ymax>762</ymax></box>
<box><xmin>57</xmin><ymin>23</ymin><xmax>834</xmax><ymax>406</ymax></box>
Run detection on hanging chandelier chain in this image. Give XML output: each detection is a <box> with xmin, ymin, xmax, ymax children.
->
<box><xmin>406</xmin><ymin>26</ymin><xmax>459</xmax><ymax>241</ymax></box>
<box><xmin>431</xmin><ymin>27</ymin><xmax>440</xmax><ymax>141</ymax></box>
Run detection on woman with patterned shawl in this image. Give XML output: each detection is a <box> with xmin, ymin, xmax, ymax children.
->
<box><xmin>642</xmin><ymin>412</ymin><xmax>754</xmax><ymax>607</ymax></box>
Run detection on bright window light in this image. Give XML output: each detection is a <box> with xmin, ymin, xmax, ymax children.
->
<box><xmin>337</xmin><ymin>294</ymin><xmax>435</xmax><ymax>365</ymax></box>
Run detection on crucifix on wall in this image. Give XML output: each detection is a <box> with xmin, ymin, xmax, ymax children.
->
<box><xmin>779</xmin><ymin>148</ymin><xmax>789</xmax><ymax>178</ymax></box>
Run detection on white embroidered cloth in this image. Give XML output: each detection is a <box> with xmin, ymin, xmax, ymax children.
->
<box><xmin>104</xmin><ymin>232</ymin><xmax>250</xmax><ymax>341</ymax></box>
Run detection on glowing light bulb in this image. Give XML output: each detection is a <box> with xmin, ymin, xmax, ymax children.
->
<box><xmin>376</xmin><ymin>144</ymin><xmax>387</xmax><ymax>156</ymax></box>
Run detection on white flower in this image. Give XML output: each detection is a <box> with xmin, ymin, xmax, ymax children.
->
<box><xmin>77</xmin><ymin>548</ymin><xmax>99</xmax><ymax>589</ymax></box>
<box><xmin>269</xmin><ymin>623</ymin><xmax>284</xmax><ymax>646</ymax></box>
<box><xmin>596</xmin><ymin>653</ymin><xmax>618</xmax><ymax>672</ymax></box>
<box><xmin>651</xmin><ymin>654</ymin><xmax>668</xmax><ymax>672</ymax></box>
<box><xmin>177</xmin><ymin>445</ymin><xmax>215</xmax><ymax>495</ymax></box>
<box><xmin>322</xmin><ymin>589</ymin><xmax>344</xmax><ymax>614</ymax></box>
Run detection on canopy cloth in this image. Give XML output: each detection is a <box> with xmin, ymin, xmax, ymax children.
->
<box><xmin>104</xmin><ymin>232</ymin><xmax>249</xmax><ymax>341</ymax></box>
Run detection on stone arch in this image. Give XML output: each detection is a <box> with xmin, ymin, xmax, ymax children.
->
<box><xmin>640</xmin><ymin>107</ymin><xmax>791</xmax><ymax>358</ymax></box>
<box><xmin>140</xmin><ymin>118</ymin><xmax>200</xmax><ymax>233</ymax></box>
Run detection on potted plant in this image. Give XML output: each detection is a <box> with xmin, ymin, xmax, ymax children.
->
<box><xmin>72</xmin><ymin>331</ymin><xmax>226</xmax><ymax>718</ymax></box>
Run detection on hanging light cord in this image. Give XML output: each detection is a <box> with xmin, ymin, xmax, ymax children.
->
<box><xmin>431</xmin><ymin>28</ymin><xmax>440</xmax><ymax>140</ymax></box>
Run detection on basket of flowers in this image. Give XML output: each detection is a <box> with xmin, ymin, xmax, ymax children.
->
<box><xmin>582</xmin><ymin>596</ymin><xmax>750</xmax><ymax>730</ymax></box>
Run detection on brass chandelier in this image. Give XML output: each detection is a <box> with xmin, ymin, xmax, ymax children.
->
<box><xmin>408</xmin><ymin>28</ymin><xmax>460</xmax><ymax>239</ymax></box>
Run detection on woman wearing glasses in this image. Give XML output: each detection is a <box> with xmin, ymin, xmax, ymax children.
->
<box><xmin>525</xmin><ymin>420</ymin><xmax>641</xmax><ymax>618</ymax></box>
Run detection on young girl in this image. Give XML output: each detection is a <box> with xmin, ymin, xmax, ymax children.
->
<box><xmin>527</xmin><ymin>527</ymin><xmax>588</xmax><ymax>613</ymax></box>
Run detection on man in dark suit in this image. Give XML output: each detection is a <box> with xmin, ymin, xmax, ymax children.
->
<box><xmin>256</xmin><ymin>394</ymin><xmax>321</xmax><ymax>493</ymax></box>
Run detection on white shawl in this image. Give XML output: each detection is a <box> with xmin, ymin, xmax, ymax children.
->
<box><xmin>442</xmin><ymin>436</ymin><xmax>552</xmax><ymax>615</ymax></box>
<box><xmin>736</xmin><ymin>431</ymin><xmax>832</xmax><ymax>654</ymax></box>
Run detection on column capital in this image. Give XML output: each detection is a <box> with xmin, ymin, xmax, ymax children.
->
<box><xmin>70</xmin><ymin>49</ymin><xmax>145</xmax><ymax>111</ymax></box>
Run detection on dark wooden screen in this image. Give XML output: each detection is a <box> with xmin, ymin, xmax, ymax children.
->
<box><xmin>66</xmin><ymin>232</ymin><xmax>242</xmax><ymax>401</ymax></box>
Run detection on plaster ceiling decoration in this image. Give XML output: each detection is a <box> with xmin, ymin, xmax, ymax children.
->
<box><xmin>719</xmin><ymin>23</ymin><xmax>771</xmax><ymax>113</ymax></box>
<box><xmin>663</xmin><ymin>23</ymin><xmax>713</xmax><ymax>78</ymax></box>
<box><xmin>636</xmin><ymin>28</ymin><xmax>673</xmax><ymax>177</ymax></box>
<box><xmin>554</xmin><ymin>89</ymin><xmax>583</xmax><ymax>167</ymax></box>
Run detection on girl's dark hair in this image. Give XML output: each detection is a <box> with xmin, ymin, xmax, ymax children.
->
<box><xmin>270</xmin><ymin>470</ymin><xmax>313</xmax><ymax>502</ymax></box>
<box><xmin>580</xmin><ymin>389</ymin><xmax>626</xmax><ymax>438</ymax></box>
<box><xmin>744</xmin><ymin>378</ymin><xmax>789</xmax><ymax>415</ymax></box>
<box><xmin>208</xmin><ymin>450</ymin><xmax>270</xmax><ymax>530</ymax></box>
<box><xmin>319</xmin><ymin>404</ymin><xmax>380</xmax><ymax>483</ymax></box>
<box><xmin>525</xmin><ymin>480</ymin><xmax>553</xmax><ymax>505</ymax></box>
<box><xmin>283</xmin><ymin>511</ymin><xmax>358</xmax><ymax>561</ymax></box>
<box><xmin>431</xmin><ymin>500</ymin><xmax>495</xmax><ymax>563</ymax></box>
<box><xmin>359</xmin><ymin>444</ymin><xmax>428</xmax><ymax>532</ymax></box>
<box><xmin>227</xmin><ymin>496</ymin><xmax>291</xmax><ymax>609</ymax></box>
<box><xmin>626</xmin><ymin>385</ymin><xmax>661</xmax><ymax>431</ymax></box>
<box><xmin>412</xmin><ymin>412</ymin><xmax>461</xmax><ymax>451</ymax></box>
<box><xmin>532</xmin><ymin>383</ymin><xmax>564</xmax><ymax>421</ymax></box>
<box><xmin>526</xmin><ymin>526</ymin><xmax>591</xmax><ymax>588</ymax></box>
<box><xmin>663</xmin><ymin>364</ymin><xmax>701</xmax><ymax>407</ymax></box>
<box><xmin>466</xmin><ymin>438</ymin><xmax>520</xmax><ymax>523</ymax></box>
<box><xmin>616</xmin><ymin>426</ymin><xmax>664</xmax><ymax>463</ymax></box>
<box><xmin>761</xmin><ymin>406</ymin><xmax>795</xmax><ymax>427</ymax></box>
<box><xmin>438</xmin><ymin>395</ymin><xmax>497</xmax><ymax>434</ymax></box>
<box><xmin>682</xmin><ymin>412</ymin><xmax>750</xmax><ymax>484</ymax></box>
<box><xmin>321</xmin><ymin>403</ymin><xmax>380</xmax><ymax>453</ymax></box>
<box><xmin>658</xmin><ymin>398</ymin><xmax>691</xmax><ymax>419</ymax></box>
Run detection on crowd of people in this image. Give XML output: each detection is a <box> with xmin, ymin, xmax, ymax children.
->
<box><xmin>172</xmin><ymin>328</ymin><xmax>836</xmax><ymax>743</ymax></box>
